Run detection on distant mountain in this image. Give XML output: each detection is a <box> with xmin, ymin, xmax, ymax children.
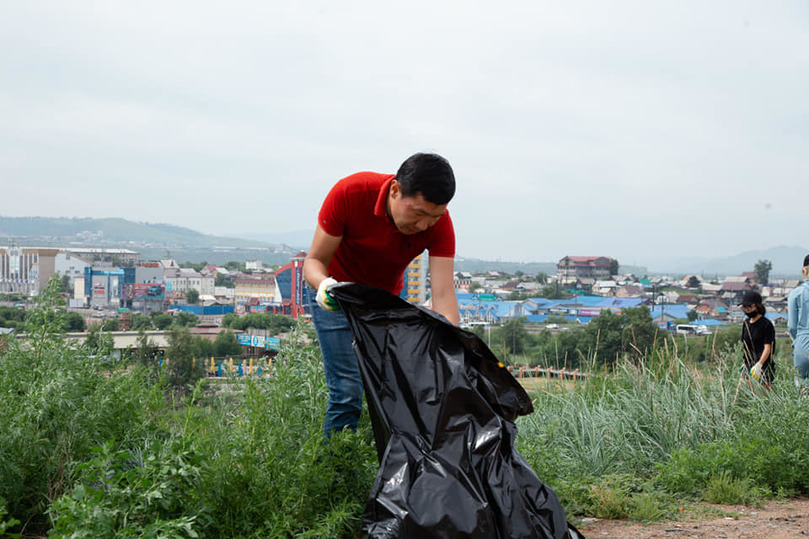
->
<box><xmin>0</xmin><ymin>216</ymin><xmax>270</xmax><ymax>249</ymax></box>
<box><xmin>234</xmin><ymin>230</ymin><xmax>314</xmax><ymax>250</ymax></box>
<box><xmin>646</xmin><ymin>245</ymin><xmax>808</xmax><ymax>278</ymax></box>
<box><xmin>2</xmin><ymin>217</ymin><xmax>805</xmax><ymax>278</ymax></box>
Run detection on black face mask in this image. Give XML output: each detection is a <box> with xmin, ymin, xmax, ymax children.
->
<box><xmin>745</xmin><ymin>308</ymin><xmax>758</xmax><ymax>317</ymax></box>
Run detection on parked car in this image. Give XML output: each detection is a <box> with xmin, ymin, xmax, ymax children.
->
<box><xmin>674</xmin><ymin>324</ymin><xmax>711</xmax><ymax>336</ymax></box>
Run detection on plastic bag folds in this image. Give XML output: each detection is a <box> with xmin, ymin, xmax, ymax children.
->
<box><xmin>329</xmin><ymin>283</ymin><xmax>583</xmax><ymax>539</ymax></box>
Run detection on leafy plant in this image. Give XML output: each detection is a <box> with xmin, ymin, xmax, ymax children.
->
<box><xmin>702</xmin><ymin>471</ymin><xmax>765</xmax><ymax>506</ymax></box>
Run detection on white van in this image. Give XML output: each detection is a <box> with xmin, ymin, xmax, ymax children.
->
<box><xmin>674</xmin><ymin>324</ymin><xmax>699</xmax><ymax>336</ymax></box>
<box><xmin>674</xmin><ymin>324</ymin><xmax>711</xmax><ymax>336</ymax></box>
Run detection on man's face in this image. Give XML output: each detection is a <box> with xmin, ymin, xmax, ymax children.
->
<box><xmin>388</xmin><ymin>181</ymin><xmax>448</xmax><ymax>235</ymax></box>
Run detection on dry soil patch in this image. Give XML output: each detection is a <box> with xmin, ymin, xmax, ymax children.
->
<box><xmin>578</xmin><ymin>498</ymin><xmax>809</xmax><ymax>538</ymax></box>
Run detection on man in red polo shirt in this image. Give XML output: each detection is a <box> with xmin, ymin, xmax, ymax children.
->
<box><xmin>303</xmin><ymin>152</ymin><xmax>459</xmax><ymax>437</ymax></box>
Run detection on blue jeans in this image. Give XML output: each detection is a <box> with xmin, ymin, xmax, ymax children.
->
<box><xmin>794</xmin><ymin>341</ymin><xmax>809</xmax><ymax>389</ymax></box>
<box><xmin>310</xmin><ymin>292</ymin><xmax>364</xmax><ymax>437</ymax></box>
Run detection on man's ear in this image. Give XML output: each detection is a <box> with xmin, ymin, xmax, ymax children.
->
<box><xmin>389</xmin><ymin>179</ymin><xmax>401</xmax><ymax>199</ymax></box>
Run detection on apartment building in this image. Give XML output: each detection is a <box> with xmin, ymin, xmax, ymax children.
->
<box><xmin>403</xmin><ymin>253</ymin><xmax>428</xmax><ymax>305</ymax></box>
<box><xmin>557</xmin><ymin>256</ymin><xmax>613</xmax><ymax>284</ymax></box>
<box><xmin>0</xmin><ymin>246</ymin><xmax>59</xmax><ymax>296</ymax></box>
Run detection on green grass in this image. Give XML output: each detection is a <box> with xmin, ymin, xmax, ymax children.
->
<box><xmin>2</xmin><ymin>278</ymin><xmax>809</xmax><ymax>536</ymax></box>
<box><xmin>516</xmin><ymin>352</ymin><xmax>809</xmax><ymax>520</ymax></box>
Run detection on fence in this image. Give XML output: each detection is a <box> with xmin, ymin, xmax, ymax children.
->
<box><xmin>507</xmin><ymin>365</ymin><xmax>587</xmax><ymax>380</ymax></box>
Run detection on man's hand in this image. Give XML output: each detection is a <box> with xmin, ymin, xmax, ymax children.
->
<box><xmin>750</xmin><ymin>363</ymin><xmax>763</xmax><ymax>381</ymax></box>
<box><xmin>316</xmin><ymin>277</ymin><xmax>340</xmax><ymax>311</ymax></box>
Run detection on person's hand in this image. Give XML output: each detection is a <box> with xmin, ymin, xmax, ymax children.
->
<box><xmin>316</xmin><ymin>277</ymin><xmax>340</xmax><ymax>311</ymax></box>
<box><xmin>750</xmin><ymin>363</ymin><xmax>763</xmax><ymax>381</ymax></box>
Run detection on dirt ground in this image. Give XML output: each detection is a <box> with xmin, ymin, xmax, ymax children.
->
<box><xmin>577</xmin><ymin>498</ymin><xmax>809</xmax><ymax>538</ymax></box>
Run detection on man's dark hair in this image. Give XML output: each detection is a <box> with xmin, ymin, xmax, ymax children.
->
<box><xmin>395</xmin><ymin>153</ymin><xmax>456</xmax><ymax>205</ymax></box>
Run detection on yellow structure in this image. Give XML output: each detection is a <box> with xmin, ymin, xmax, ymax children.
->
<box><xmin>403</xmin><ymin>252</ymin><xmax>428</xmax><ymax>305</ymax></box>
<box><xmin>234</xmin><ymin>275</ymin><xmax>277</xmax><ymax>305</ymax></box>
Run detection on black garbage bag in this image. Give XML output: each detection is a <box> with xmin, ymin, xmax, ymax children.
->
<box><xmin>329</xmin><ymin>283</ymin><xmax>583</xmax><ymax>539</ymax></box>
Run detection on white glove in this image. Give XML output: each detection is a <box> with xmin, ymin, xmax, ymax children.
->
<box><xmin>316</xmin><ymin>277</ymin><xmax>340</xmax><ymax>311</ymax></box>
<box><xmin>750</xmin><ymin>363</ymin><xmax>763</xmax><ymax>381</ymax></box>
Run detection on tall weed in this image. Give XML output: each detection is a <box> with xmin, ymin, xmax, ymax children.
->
<box><xmin>0</xmin><ymin>281</ymin><xmax>166</xmax><ymax>534</ymax></box>
<box><xmin>518</xmin><ymin>347</ymin><xmax>809</xmax><ymax>515</ymax></box>
<box><xmin>44</xmin><ymin>326</ymin><xmax>376</xmax><ymax>538</ymax></box>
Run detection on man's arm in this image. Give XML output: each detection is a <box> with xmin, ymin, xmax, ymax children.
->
<box><xmin>429</xmin><ymin>255</ymin><xmax>459</xmax><ymax>325</ymax></box>
<box><xmin>788</xmin><ymin>291</ymin><xmax>799</xmax><ymax>339</ymax></box>
<box><xmin>303</xmin><ymin>225</ymin><xmax>342</xmax><ymax>290</ymax></box>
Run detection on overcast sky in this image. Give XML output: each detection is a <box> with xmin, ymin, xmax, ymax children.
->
<box><xmin>2</xmin><ymin>1</ymin><xmax>807</xmax><ymax>268</ymax></box>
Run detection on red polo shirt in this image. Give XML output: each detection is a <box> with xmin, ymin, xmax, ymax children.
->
<box><xmin>318</xmin><ymin>171</ymin><xmax>455</xmax><ymax>295</ymax></box>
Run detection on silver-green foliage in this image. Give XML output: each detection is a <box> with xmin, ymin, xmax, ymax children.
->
<box><xmin>517</xmin><ymin>348</ymin><xmax>809</xmax><ymax>517</ymax></box>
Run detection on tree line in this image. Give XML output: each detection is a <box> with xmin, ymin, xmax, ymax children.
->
<box><xmin>474</xmin><ymin>307</ymin><xmax>741</xmax><ymax>369</ymax></box>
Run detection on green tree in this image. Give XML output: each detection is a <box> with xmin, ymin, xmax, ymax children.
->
<box><xmin>497</xmin><ymin>317</ymin><xmax>529</xmax><ymax>357</ymax></box>
<box><xmin>194</xmin><ymin>336</ymin><xmax>215</xmax><ymax>360</ymax></box>
<box><xmin>132</xmin><ymin>327</ymin><xmax>158</xmax><ymax>368</ymax></box>
<box><xmin>181</xmin><ymin>261</ymin><xmax>207</xmax><ymax>272</ymax></box>
<box><xmin>686</xmin><ymin>309</ymin><xmax>699</xmax><ymax>322</ymax></box>
<box><xmin>213</xmin><ymin>330</ymin><xmax>242</xmax><ymax>358</ymax></box>
<box><xmin>100</xmin><ymin>319</ymin><xmax>119</xmax><ymax>332</ymax></box>
<box><xmin>469</xmin><ymin>281</ymin><xmax>484</xmax><ymax>293</ymax></box>
<box><xmin>186</xmin><ymin>288</ymin><xmax>200</xmax><ymax>305</ymax></box>
<box><xmin>539</xmin><ymin>282</ymin><xmax>571</xmax><ymax>300</ymax></box>
<box><xmin>574</xmin><ymin>307</ymin><xmax>659</xmax><ymax>368</ymax></box>
<box><xmin>620</xmin><ymin>307</ymin><xmax>659</xmax><ymax>362</ymax></box>
<box><xmin>225</xmin><ymin>313</ymin><xmax>294</xmax><ymax>334</ymax></box>
<box><xmin>221</xmin><ymin>312</ymin><xmax>240</xmax><ymax>328</ymax></box>
<box><xmin>164</xmin><ymin>325</ymin><xmax>206</xmax><ymax>390</ymax></box>
<box><xmin>215</xmin><ymin>273</ymin><xmax>232</xmax><ymax>287</ymax></box>
<box><xmin>130</xmin><ymin>313</ymin><xmax>152</xmax><ymax>331</ymax></box>
<box><xmin>224</xmin><ymin>261</ymin><xmax>243</xmax><ymax>271</ymax></box>
<box><xmin>535</xmin><ymin>272</ymin><xmax>548</xmax><ymax>285</ymax></box>
<box><xmin>0</xmin><ymin>305</ymin><xmax>27</xmax><ymax>331</ymax></box>
<box><xmin>548</xmin><ymin>327</ymin><xmax>587</xmax><ymax>369</ymax></box>
<box><xmin>59</xmin><ymin>274</ymin><xmax>71</xmax><ymax>295</ymax></box>
<box><xmin>583</xmin><ymin>310</ymin><xmax>625</xmax><ymax>367</ymax></box>
<box><xmin>754</xmin><ymin>259</ymin><xmax>773</xmax><ymax>286</ymax></box>
<box><xmin>63</xmin><ymin>311</ymin><xmax>85</xmax><ymax>332</ymax></box>
<box><xmin>84</xmin><ymin>324</ymin><xmax>114</xmax><ymax>358</ymax></box>
<box><xmin>152</xmin><ymin>313</ymin><xmax>173</xmax><ymax>330</ymax></box>
<box><xmin>687</xmin><ymin>276</ymin><xmax>700</xmax><ymax>289</ymax></box>
<box><xmin>174</xmin><ymin>311</ymin><xmax>199</xmax><ymax>327</ymax></box>
<box><xmin>609</xmin><ymin>258</ymin><xmax>619</xmax><ymax>275</ymax></box>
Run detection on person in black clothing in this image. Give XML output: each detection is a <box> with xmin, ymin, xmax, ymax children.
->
<box><xmin>740</xmin><ymin>290</ymin><xmax>776</xmax><ymax>389</ymax></box>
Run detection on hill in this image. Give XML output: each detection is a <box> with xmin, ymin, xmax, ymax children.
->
<box><xmin>647</xmin><ymin>245</ymin><xmax>809</xmax><ymax>278</ymax></box>
<box><xmin>0</xmin><ymin>216</ymin><xmax>300</xmax><ymax>265</ymax></box>
<box><xmin>1</xmin><ymin>217</ymin><xmax>805</xmax><ymax>277</ymax></box>
<box><xmin>0</xmin><ymin>216</ymin><xmax>270</xmax><ymax>248</ymax></box>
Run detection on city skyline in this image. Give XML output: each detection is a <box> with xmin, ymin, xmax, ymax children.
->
<box><xmin>1</xmin><ymin>215</ymin><xmax>806</xmax><ymax>278</ymax></box>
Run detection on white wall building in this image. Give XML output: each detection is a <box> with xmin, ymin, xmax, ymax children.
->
<box><xmin>54</xmin><ymin>251</ymin><xmax>91</xmax><ymax>288</ymax></box>
<box><xmin>164</xmin><ymin>266</ymin><xmax>214</xmax><ymax>298</ymax></box>
<box><xmin>246</xmin><ymin>259</ymin><xmax>264</xmax><ymax>271</ymax></box>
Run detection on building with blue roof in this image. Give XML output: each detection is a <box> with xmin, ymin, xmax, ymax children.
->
<box><xmin>691</xmin><ymin>319</ymin><xmax>726</xmax><ymax>327</ymax></box>
<box><xmin>648</xmin><ymin>304</ymin><xmax>692</xmax><ymax>321</ymax></box>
